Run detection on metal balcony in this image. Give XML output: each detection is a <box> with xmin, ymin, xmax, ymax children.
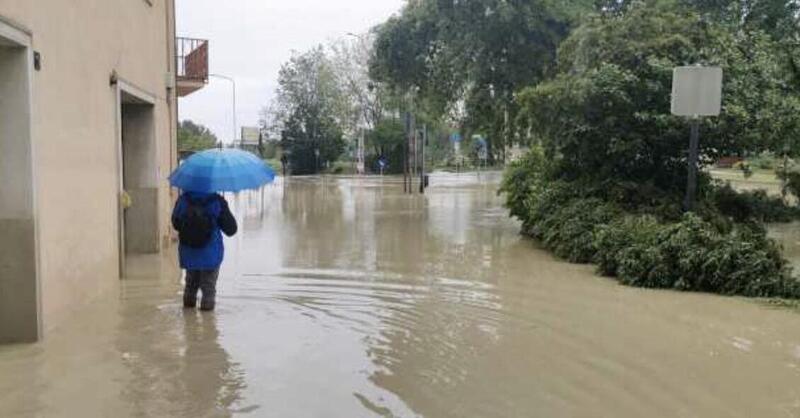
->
<box><xmin>176</xmin><ymin>37</ymin><xmax>208</xmax><ymax>97</ymax></box>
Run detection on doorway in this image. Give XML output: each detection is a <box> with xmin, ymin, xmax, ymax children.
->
<box><xmin>118</xmin><ymin>87</ymin><xmax>159</xmax><ymax>278</ymax></box>
<box><xmin>0</xmin><ymin>20</ymin><xmax>39</xmax><ymax>343</ymax></box>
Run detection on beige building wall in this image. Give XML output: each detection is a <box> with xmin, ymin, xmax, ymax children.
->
<box><xmin>0</xmin><ymin>0</ymin><xmax>178</xmax><ymax>340</ymax></box>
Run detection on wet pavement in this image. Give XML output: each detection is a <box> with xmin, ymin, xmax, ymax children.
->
<box><xmin>3</xmin><ymin>172</ymin><xmax>800</xmax><ymax>417</ymax></box>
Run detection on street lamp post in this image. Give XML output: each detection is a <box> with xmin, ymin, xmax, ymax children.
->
<box><xmin>210</xmin><ymin>74</ymin><xmax>237</xmax><ymax>145</ymax></box>
<box><xmin>346</xmin><ymin>32</ymin><xmax>367</xmax><ymax>175</ymax></box>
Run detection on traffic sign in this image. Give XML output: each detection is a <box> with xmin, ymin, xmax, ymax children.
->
<box><xmin>671</xmin><ymin>66</ymin><xmax>723</xmax><ymax>117</ymax></box>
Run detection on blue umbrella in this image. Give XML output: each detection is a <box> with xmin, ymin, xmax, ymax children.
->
<box><xmin>169</xmin><ymin>149</ymin><xmax>276</xmax><ymax>193</ymax></box>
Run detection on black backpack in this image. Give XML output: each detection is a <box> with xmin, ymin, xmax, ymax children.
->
<box><xmin>178</xmin><ymin>195</ymin><xmax>215</xmax><ymax>248</ymax></box>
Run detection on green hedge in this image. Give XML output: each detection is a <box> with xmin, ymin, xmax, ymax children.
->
<box><xmin>606</xmin><ymin>214</ymin><xmax>794</xmax><ymax>297</ymax></box>
<box><xmin>502</xmin><ymin>152</ymin><xmax>800</xmax><ymax>298</ymax></box>
<box><xmin>526</xmin><ymin>196</ymin><xmax>798</xmax><ymax>297</ymax></box>
<box><xmin>711</xmin><ymin>183</ymin><xmax>799</xmax><ymax>223</ymax></box>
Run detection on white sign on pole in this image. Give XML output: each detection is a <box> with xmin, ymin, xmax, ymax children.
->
<box><xmin>240</xmin><ymin>127</ymin><xmax>260</xmax><ymax>144</ymax></box>
<box><xmin>671</xmin><ymin>66</ymin><xmax>723</xmax><ymax>117</ymax></box>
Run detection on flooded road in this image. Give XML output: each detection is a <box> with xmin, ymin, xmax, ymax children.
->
<box><xmin>3</xmin><ymin>173</ymin><xmax>800</xmax><ymax>417</ymax></box>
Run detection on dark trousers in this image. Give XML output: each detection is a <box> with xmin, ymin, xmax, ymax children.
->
<box><xmin>184</xmin><ymin>269</ymin><xmax>220</xmax><ymax>310</ymax></box>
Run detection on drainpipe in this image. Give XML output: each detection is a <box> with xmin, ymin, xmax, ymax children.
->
<box><xmin>166</xmin><ymin>0</ymin><xmax>178</xmax><ymax>246</ymax></box>
<box><xmin>166</xmin><ymin>0</ymin><xmax>176</xmax><ymax>171</ymax></box>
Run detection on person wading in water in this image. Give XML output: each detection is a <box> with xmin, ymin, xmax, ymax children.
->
<box><xmin>171</xmin><ymin>192</ymin><xmax>238</xmax><ymax>311</ymax></box>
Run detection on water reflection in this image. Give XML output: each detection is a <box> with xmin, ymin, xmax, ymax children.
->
<box><xmin>180</xmin><ymin>312</ymin><xmax>246</xmax><ymax>414</ymax></box>
<box><xmin>115</xmin><ymin>277</ymin><xmax>245</xmax><ymax>417</ymax></box>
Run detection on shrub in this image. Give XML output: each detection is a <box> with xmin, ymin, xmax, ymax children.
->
<box><xmin>499</xmin><ymin>147</ymin><xmax>800</xmax><ymax>299</ymax></box>
<box><xmin>733</xmin><ymin>160</ymin><xmax>754</xmax><ymax>178</ymax></box>
<box><xmin>524</xmin><ymin>181</ymin><xmax>584</xmax><ymax>236</ymax></box>
<box><xmin>499</xmin><ymin>147</ymin><xmax>550</xmax><ymax>224</ymax></box>
<box><xmin>617</xmin><ymin>243</ymin><xmax>672</xmax><ymax>288</ymax></box>
<box><xmin>611</xmin><ymin>214</ymin><xmax>797</xmax><ymax>297</ymax></box>
<box><xmin>534</xmin><ymin>198</ymin><xmax>618</xmax><ymax>263</ymax></box>
<box><xmin>593</xmin><ymin>215</ymin><xmax>661</xmax><ymax>277</ymax></box>
<box><xmin>711</xmin><ymin>183</ymin><xmax>799</xmax><ymax>223</ymax></box>
<box><xmin>749</xmin><ymin>151</ymin><xmax>776</xmax><ymax>170</ymax></box>
<box><xmin>776</xmin><ymin>163</ymin><xmax>800</xmax><ymax>202</ymax></box>
<box><xmin>505</xmin><ymin>183</ymin><xmax>800</xmax><ymax>298</ymax></box>
<box><xmin>701</xmin><ymin>227</ymin><xmax>795</xmax><ymax>297</ymax></box>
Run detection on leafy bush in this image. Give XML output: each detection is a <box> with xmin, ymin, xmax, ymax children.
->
<box><xmin>785</xmin><ymin>171</ymin><xmax>800</xmax><ymax>201</ymax></box>
<box><xmin>733</xmin><ymin>161</ymin><xmax>754</xmax><ymax>178</ymax></box>
<box><xmin>503</xmin><ymin>181</ymin><xmax>800</xmax><ymax>298</ymax></box>
<box><xmin>617</xmin><ymin>214</ymin><xmax>719</xmax><ymax>290</ymax></box>
<box><xmin>776</xmin><ymin>162</ymin><xmax>800</xmax><ymax>202</ymax></box>
<box><xmin>749</xmin><ymin>151</ymin><xmax>776</xmax><ymax>170</ymax></box>
<box><xmin>534</xmin><ymin>198</ymin><xmax>618</xmax><ymax>263</ymax></box>
<box><xmin>614</xmin><ymin>214</ymin><xmax>796</xmax><ymax>297</ymax></box>
<box><xmin>702</xmin><ymin>228</ymin><xmax>796</xmax><ymax>297</ymax></box>
<box><xmin>499</xmin><ymin>148</ymin><xmax>548</xmax><ymax>223</ymax></box>
<box><xmin>593</xmin><ymin>215</ymin><xmax>661</xmax><ymax>277</ymax></box>
<box><xmin>711</xmin><ymin>183</ymin><xmax>799</xmax><ymax>223</ymax></box>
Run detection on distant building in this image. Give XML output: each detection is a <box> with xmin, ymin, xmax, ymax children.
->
<box><xmin>0</xmin><ymin>1</ymin><xmax>207</xmax><ymax>343</ymax></box>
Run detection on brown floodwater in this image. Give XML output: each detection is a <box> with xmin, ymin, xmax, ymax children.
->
<box><xmin>3</xmin><ymin>172</ymin><xmax>800</xmax><ymax>417</ymax></box>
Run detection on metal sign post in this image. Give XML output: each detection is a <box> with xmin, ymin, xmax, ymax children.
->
<box><xmin>450</xmin><ymin>132</ymin><xmax>463</xmax><ymax>175</ymax></box>
<box><xmin>356</xmin><ymin>128</ymin><xmax>365</xmax><ymax>175</ymax></box>
<box><xmin>404</xmin><ymin>112</ymin><xmax>416</xmax><ymax>194</ymax></box>
<box><xmin>419</xmin><ymin>124</ymin><xmax>428</xmax><ymax>193</ymax></box>
<box><xmin>476</xmin><ymin>136</ymin><xmax>488</xmax><ymax>174</ymax></box>
<box><xmin>671</xmin><ymin>66</ymin><xmax>723</xmax><ymax>211</ymax></box>
<box><xmin>684</xmin><ymin>119</ymin><xmax>701</xmax><ymax>211</ymax></box>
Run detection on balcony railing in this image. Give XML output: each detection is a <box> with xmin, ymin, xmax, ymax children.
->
<box><xmin>176</xmin><ymin>37</ymin><xmax>208</xmax><ymax>96</ymax></box>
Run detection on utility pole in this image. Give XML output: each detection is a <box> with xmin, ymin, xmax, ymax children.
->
<box><xmin>358</xmin><ymin>128</ymin><xmax>365</xmax><ymax>175</ymax></box>
<box><xmin>503</xmin><ymin>106</ymin><xmax>509</xmax><ymax>165</ymax></box>
<box><xmin>419</xmin><ymin>124</ymin><xmax>427</xmax><ymax>194</ymax></box>
<box><xmin>403</xmin><ymin>112</ymin><xmax>409</xmax><ymax>193</ymax></box>
<box><xmin>404</xmin><ymin>112</ymin><xmax>416</xmax><ymax>194</ymax></box>
<box><xmin>411</xmin><ymin>124</ymin><xmax>416</xmax><ymax>179</ymax></box>
<box><xmin>410</xmin><ymin>116</ymin><xmax>417</xmax><ymax>193</ymax></box>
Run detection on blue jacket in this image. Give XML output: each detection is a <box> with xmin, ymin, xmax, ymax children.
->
<box><xmin>171</xmin><ymin>192</ymin><xmax>238</xmax><ymax>270</ymax></box>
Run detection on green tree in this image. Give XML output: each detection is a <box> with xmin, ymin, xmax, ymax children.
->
<box><xmin>276</xmin><ymin>47</ymin><xmax>346</xmax><ymax>174</ymax></box>
<box><xmin>365</xmin><ymin>118</ymin><xmax>405</xmax><ymax>173</ymax></box>
<box><xmin>328</xmin><ymin>34</ymin><xmax>409</xmax><ymax>168</ymax></box>
<box><xmin>516</xmin><ymin>1</ymin><xmax>800</xmax><ymax>201</ymax></box>
<box><xmin>328</xmin><ymin>35</ymin><xmax>389</xmax><ymax>137</ymax></box>
<box><xmin>684</xmin><ymin>0</ymin><xmax>799</xmax><ymax>38</ymax></box>
<box><xmin>599</xmin><ymin>0</ymin><xmax>800</xmax><ymax>90</ymax></box>
<box><xmin>177</xmin><ymin>120</ymin><xmax>218</xmax><ymax>152</ymax></box>
<box><xmin>370</xmin><ymin>0</ymin><xmax>594</xmax><ymax>162</ymax></box>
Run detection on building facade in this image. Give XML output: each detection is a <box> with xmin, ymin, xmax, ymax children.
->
<box><xmin>0</xmin><ymin>0</ymin><xmax>206</xmax><ymax>343</ymax></box>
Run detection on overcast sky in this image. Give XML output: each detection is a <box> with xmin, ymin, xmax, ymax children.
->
<box><xmin>175</xmin><ymin>0</ymin><xmax>405</xmax><ymax>142</ymax></box>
